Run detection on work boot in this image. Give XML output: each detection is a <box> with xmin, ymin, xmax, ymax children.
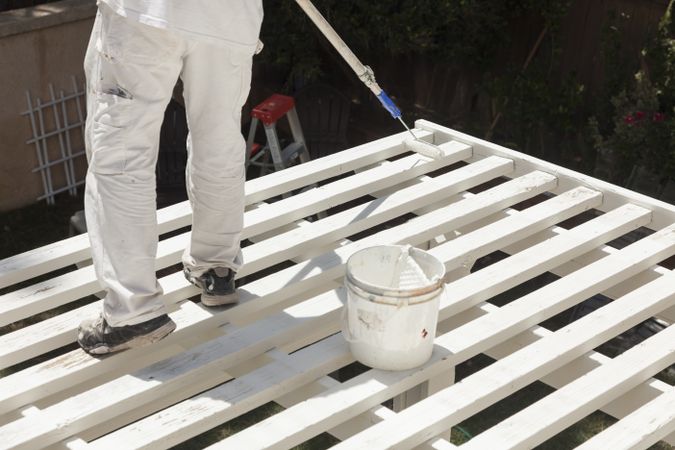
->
<box><xmin>77</xmin><ymin>313</ymin><xmax>176</xmax><ymax>355</ymax></box>
<box><xmin>184</xmin><ymin>267</ymin><xmax>238</xmax><ymax>306</ymax></box>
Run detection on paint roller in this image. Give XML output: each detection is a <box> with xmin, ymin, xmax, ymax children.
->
<box><xmin>294</xmin><ymin>0</ymin><xmax>445</xmax><ymax>159</ymax></box>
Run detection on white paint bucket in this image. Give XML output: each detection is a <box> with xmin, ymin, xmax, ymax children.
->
<box><xmin>343</xmin><ymin>244</ymin><xmax>446</xmax><ymax>371</ymax></box>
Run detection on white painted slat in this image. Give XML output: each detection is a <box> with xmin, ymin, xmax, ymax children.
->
<box><xmin>137</xmin><ymin>198</ymin><xmax>646</xmax><ymax>446</ymax></box>
<box><xmin>418</xmin><ymin>187</ymin><xmax>672</xmax><ymax>320</ymax></box>
<box><xmin>576</xmin><ymin>386</ymin><xmax>675</xmax><ymax>450</ymax></box>
<box><xmin>461</xmin><ymin>324</ymin><xmax>675</xmax><ymax>449</ymax></box>
<box><xmin>482</xmin><ymin>302</ymin><xmax>671</xmax><ymax>396</ymax></box>
<box><xmin>0</xmin><ymin>157</ymin><xmax>510</xmax><ymax>369</ymax></box>
<box><xmin>3</xmin><ymin>121</ymin><xmax>673</xmax><ymax>450</ymax></box>
<box><xmin>429</xmin><ymin>186</ymin><xmax>603</xmax><ymax>272</ymax></box>
<box><xmin>189</xmin><ymin>204</ymin><xmax>655</xmax><ymax>450</ymax></box>
<box><xmin>0</xmin><ymin>142</ymin><xmax>467</xmax><ymax>328</ymax></box>
<box><xmin>95</xmin><ymin>184</ymin><xmax>621</xmax><ymax>448</ymax></box>
<box><xmin>89</xmin><ymin>323</ymin><xmax>356</xmax><ymax>450</ymax></box>
<box><xmin>0</xmin><ymin>230</ymin><xmax>188</xmax><ymax>328</ymax></box>
<box><xmin>476</xmin><ymin>206</ymin><xmax>674</xmax><ymax>324</ymax></box>
<box><xmin>215</xmin><ymin>355</ymin><xmax>457</xmax><ymax>450</ymax></box>
<box><xmin>432</xmin><ymin>204</ymin><xmax>652</xmax><ymax>323</ymax></box>
<box><xmin>0</xmin><ymin>173</ymin><xmax>555</xmax><ymax>433</ymax></box>
<box><xmin>0</xmin><ymin>235</ymin><xmax>91</xmax><ymax>291</ymax></box>
<box><xmin>418</xmin><ymin>120</ymin><xmax>675</xmax><ymax>230</ymax></box>
<box><xmin>19</xmin><ymin>187</ymin><xmax>664</xmax><ymax>450</ymax></box>
<box><xmin>0</xmin><ymin>301</ymin><xmax>216</xmax><ymax>416</ymax></box>
<box><xmin>399</xmin><ymin>183</ymin><xmax>671</xmax><ymax>330</ymax></box>
<box><xmin>88</xmin><ymin>190</ymin><xmax>616</xmax><ymax>443</ymax></box>
<box><xmin>242</xmin><ymin>142</ymin><xmax>471</xmax><ymax>238</ymax></box>
<box><xmin>333</xmin><ymin>269</ymin><xmax>675</xmax><ymax>450</ymax></box>
<box><xmin>144</xmin><ymin>206</ymin><xmax>672</xmax><ymax>448</ymax></box>
<box><xmin>243</xmin><ymin>129</ymin><xmax>433</xmax><ymax>205</ymax></box>
<box><xmin>82</xmin><ymin>175</ymin><xmax>553</xmax><ymax>333</ymax></box>
<box><xmin>0</xmin><ymin>290</ymin><xmax>348</xmax><ymax>449</ymax></box>
<box><xmin>241</xmin><ymin>155</ymin><xmax>511</xmax><ymax>275</ymax></box>
<box><xmin>83</xmin><ymin>184</ymin><xmax>612</xmax><ymax>450</ymax></box>
<box><xmin>99</xmin><ymin>333</ymin><xmax>352</xmax><ymax>450</ymax></box>
<box><xmin>0</xmin><ymin>130</ymin><xmax>432</xmax><ymax>290</ymax></box>
<box><xmin>2</xmin><ymin>174</ymin><xmax>557</xmax><ymax>445</ymax></box>
<box><xmin>53</xmin><ymin>353</ymin><xmax>275</xmax><ymax>446</ymax></box>
<box><xmin>9</xmin><ymin>192</ymin><xmax>644</xmax><ymax>450</ymax></box>
<box><xmin>438</xmin><ymin>300</ymin><xmax>675</xmax><ymax>444</ymax></box>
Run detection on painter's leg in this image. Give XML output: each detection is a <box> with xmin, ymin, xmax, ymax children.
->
<box><xmin>84</xmin><ymin>5</ymin><xmax>183</xmax><ymax>326</ymax></box>
<box><xmin>180</xmin><ymin>43</ymin><xmax>253</xmax><ymax>277</ymax></box>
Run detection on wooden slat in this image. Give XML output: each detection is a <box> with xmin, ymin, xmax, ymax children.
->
<box><xmin>425</xmin><ymin>188</ymin><xmax>672</xmax><ymax>322</ymax></box>
<box><xmin>0</xmin><ymin>235</ymin><xmax>91</xmax><ymax>291</ymax></box>
<box><xmin>6</xmin><ymin>200</ymin><xmax>660</xmax><ymax>450</ymax></box>
<box><xmin>0</xmin><ymin>172</ymin><xmax>556</xmax><ymax>435</ymax></box>
<box><xmin>488</xmin><ymin>210</ymin><xmax>674</xmax><ymax>324</ymax></box>
<box><xmin>461</xmin><ymin>322</ymin><xmax>675</xmax><ymax>449</ymax></box>
<box><xmin>418</xmin><ymin>119</ymin><xmax>675</xmax><ymax>230</ymax></box>
<box><xmin>438</xmin><ymin>204</ymin><xmax>656</xmax><ymax>317</ymax></box>
<box><xmin>190</xmin><ymin>204</ymin><xmax>654</xmax><ymax>450</ymax></box>
<box><xmin>243</xmin><ymin>129</ymin><xmax>434</xmax><ymax>205</ymax></box>
<box><xmin>576</xmin><ymin>385</ymin><xmax>675</xmax><ymax>450</ymax></box>
<box><xmin>0</xmin><ymin>130</ymin><xmax>434</xmax><ymax>290</ymax></box>
<box><xmin>240</xmin><ymin>155</ymin><xmax>510</xmax><ymax>275</ymax></box>
<box><xmin>242</xmin><ymin>142</ymin><xmax>471</xmax><ymax>238</ymax></box>
<box><xmin>103</xmin><ymin>192</ymin><xmax>645</xmax><ymax>447</ymax></box>
<box><xmin>72</xmin><ymin>205</ymin><xmax>664</xmax><ymax>450</ymax></box>
<box><xmin>333</xmin><ymin>269</ymin><xmax>675</xmax><ymax>450</ymax></box>
<box><xmin>3</xmin><ymin>121</ymin><xmax>674</xmax><ymax>450</ymax></box>
<box><xmin>434</xmin><ymin>299</ymin><xmax>675</xmax><ymax>445</ymax></box>
<box><xmin>273</xmin><ymin>374</ymin><xmax>457</xmax><ymax>450</ymax></box>
<box><xmin>0</xmin><ymin>156</ymin><xmax>510</xmax><ymax>369</ymax></box>
<box><xmin>0</xmin><ymin>141</ymin><xmax>468</xmax><ymax>328</ymax></box>
<box><xmin>473</xmin><ymin>301</ymin><xmax>675</xmax><ymax>420</ymax></box>
<box><xmin>0</xmin><ymin>291</ymin><xmax>348</xmax><ymax>449</ymax></box>
<box><xmin>88</xmin><ymin>185</ymin><xmax>612</xmax><ymax>447</ymax></box>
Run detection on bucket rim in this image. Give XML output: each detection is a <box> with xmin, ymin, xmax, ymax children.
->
<box><xmin>346</xmin><ymin>277</ymin><xmax>444</xmax><ymax>305</ymax></box>
<box><xmin>345</xmin><ymin>244</ymin><xmax>446</xmax><ymax>299</ymax></box>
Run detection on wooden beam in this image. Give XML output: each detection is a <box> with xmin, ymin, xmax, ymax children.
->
<box><xmin>0</xmin><ymin>156</ymin><xmax>510</xmax><ymax>369</ymax></box>
<box><xmin>417</xmin><ymin>120</ymin><xmax>675</xmax><ymax>230</ymax></box>
<box><xmin>333</xmin><ymin>269</ymin><xmax>675</xmax><ymax>449</ymax></box>
<box><xmin>575</xmin><ymin>385</ymin><xmax>675</xmax><ymax>450</ymax></box>
<box><xmin>0</xmin><ymin>130</ymin><xmax>434</xmax><ymax>290</ymax></box>
<box><xmin>460</xmin><ymin>300</ymin><xmax>675</xmax><ymax>449</ymax></box>
<box><xmin>0</xmin><ymin>172</ymin><xmax>557</xmax><ymax>442</ymax></box>
<box><xmin>183</xmin><ymin>204</ymin><xmax>656</xmax><ymax>450</ymax></box>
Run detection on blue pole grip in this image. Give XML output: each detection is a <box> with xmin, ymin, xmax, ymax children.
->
<box><xmin>376</xmin><ymin>90</ymin><xmax>402</xmax><ymax>119</ymax></box>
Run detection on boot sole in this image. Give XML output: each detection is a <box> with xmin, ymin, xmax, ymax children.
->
<box><xmin>201</xmin><ymin>291</ymin><xmax>239</xmax><ymax>307</ymax></box>
<box><xmin>85</xmin><ymin>319</ymin><xmax>177</xmax><ymax>355</ymax></box>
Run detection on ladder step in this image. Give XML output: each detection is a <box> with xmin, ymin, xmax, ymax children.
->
<box><xmin>282</xmin><ymin>142</ymin><xmax>305</xmax><ymax>163</ymax></box>
<box><xmin>251</xmin><ymin>94</ymin><xmax>296</xmax><ymax>126</ymax></box>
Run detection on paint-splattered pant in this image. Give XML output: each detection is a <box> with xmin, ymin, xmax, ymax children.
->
<box><xmin>84</xmin><ymin>4</ymin><xmax>252</xmax><ymax>326</ymax></box>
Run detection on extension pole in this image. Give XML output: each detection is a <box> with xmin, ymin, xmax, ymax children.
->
<box><xmin>294</xmin><ymin>0</ymin><xmax>402</xmax><ymax>119</ymax></box>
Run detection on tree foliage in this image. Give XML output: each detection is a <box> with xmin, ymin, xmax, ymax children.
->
<box><xmin>260</xmin><ymin>0</ymin><xmax>571</xmax><ymax>80</ymax></box>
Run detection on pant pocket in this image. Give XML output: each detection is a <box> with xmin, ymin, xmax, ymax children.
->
<box><xmin>89</xmin><ymin>111</ymin><xmax>127</xmax><ymax>175</ymax></box>
<box><xmin>97</xmin><ymin>3</ymin><xmax>174</xmax><ymax>64</ymax></box>
<box><xmin>87</xmin><ymin>40</ymin><xmax>136</xmax><ymax>175</ymax></box>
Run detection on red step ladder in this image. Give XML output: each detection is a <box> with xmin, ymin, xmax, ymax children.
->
<box><xmin>246</xmin><ymin>94</ymin><xmax>311</xmax><ymax>173</ymax></box>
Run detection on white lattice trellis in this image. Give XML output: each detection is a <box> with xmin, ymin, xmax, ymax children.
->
<box><xmin>23</xmin><ymin>76</ymin><xmax>87</xmax><ymax>204</ymax></box>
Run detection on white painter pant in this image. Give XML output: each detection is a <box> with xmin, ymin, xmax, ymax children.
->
<box><xmin>84</xmin><ymin>5</ymin><xmax>251</xmax><ymax>326</ymax></box>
